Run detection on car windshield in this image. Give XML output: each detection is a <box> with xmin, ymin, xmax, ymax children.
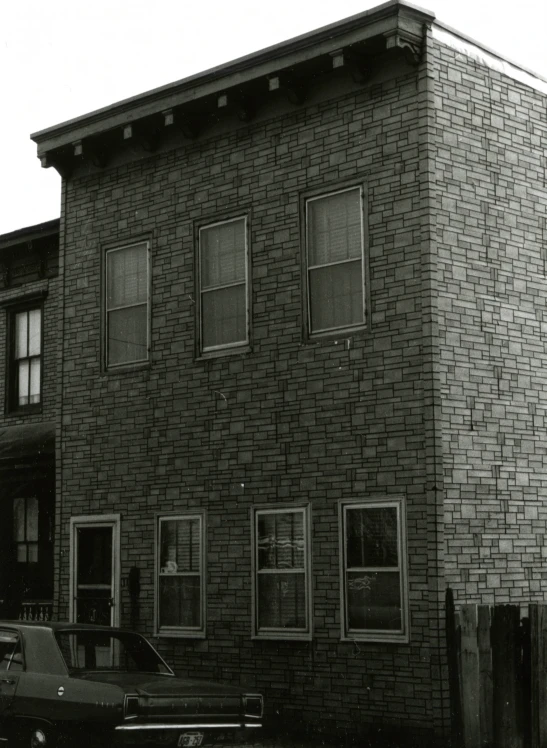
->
<box><xmin>55</xmin><ymin>630</ymin><xmax>173</xmax><ymax>674</ymax></box>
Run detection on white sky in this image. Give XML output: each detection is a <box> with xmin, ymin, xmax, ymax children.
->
<box><xmin>1</xmin><ymin>0</ymin><xmax>546</xmax><ymax>236</ymax></box>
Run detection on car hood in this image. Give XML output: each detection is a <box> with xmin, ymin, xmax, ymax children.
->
<box><xmin>71</xmin><ymin>671</ymin><xmax>244</xmax><ymax>697</ymax></box>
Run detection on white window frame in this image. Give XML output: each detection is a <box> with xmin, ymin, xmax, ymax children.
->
<box><xmin>198</xmin><ymin>216</ymin><xmax>249</xmax><ymax>354</ymax></box>
<box><xmin>155</xmin><ymin>512</ymin><xmax>206</xmax><ymax>639</ymax></box>
<box><xmin>251</xmin><ymin>504</ymin><xmax>312</xmax><ymax>641</ymax></box>
<box><xmin>339</xmin><ymin>496</ymin><xmax>409</xmax><ymax>643</ymax></box>
<box><xmin>104</xmin><ymin>241</ymin><xmax>150</xmax><ymax>369</ymax></box>
<box><xmin>305</xmin><ymin>185</ymin><xmax>367</xmax><ymax>337</ymax></box>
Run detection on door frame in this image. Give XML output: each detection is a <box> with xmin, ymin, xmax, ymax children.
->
<box><xmin>69</xmin><ymin>514</ymin><xmax>121</xmax><ymax>627</ymax></box>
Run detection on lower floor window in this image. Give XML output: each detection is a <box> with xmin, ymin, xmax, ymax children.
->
<box><xmin>156</xmin><ymin>514</ymin><xmax>205</xmax><ymax>637</ymax></box>
<box><xmin>252</xmin><ymin>505</ymin><xmax>311</xmax><ymax>639</ymax></box>
<box><xmin>340</xmin><ymin>497</ymin><xmax>408</xmax><ymax>642</ymax></box>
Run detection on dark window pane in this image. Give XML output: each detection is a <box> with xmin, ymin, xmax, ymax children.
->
<box><xmin>107</xmin><ymin>245</ymin><xmax>148</xmax><ymax>308</ymax></box>
<box><xmin>201</xmin><ymin>220</ymin><xmax>245</xmax><ymax>288</ymax></box>
<box><xmin>346</xmin><ymin>507</ymin><xmax>398</xmax><ymax>568</ymax></box>
<box><xmin>13</xmin><ymin>497</ymin><xmax>25</xmax><ymax>542</ymax></box>
<box><xmin>159</xmin><ymin>575</ymin><xmax>201</xmax><ymax>628</ymax></box>
<box><xmin>257</xmin><ymin>573</ymin><xmax>305</xmax><ymax>629</ymax></box>
<box><xmin>26</xmin><ymin>497</ymin><xmax>39</xmax><ymax>542</ymax></box>
<box><xmin>0</xmin><ymin>632</ymin><xmax>19</xmax><ymax>671</ymax></box>
<box><xmin>160</xmin><ymin>519</ymin><xmax>200</xmax><ymax>573</ymax></box>
<box><xmin>258</xmin><ymin>512</ymin><xmax>304</xmax><ymax>571</ymax></box>
<box><xmin>309</xmin><ymin>260</ymin><xmax>363</xmax><ymax>332</ymax></box>
<box><xmin>308</xmin><ymin>189</ymin><xmax>362</xmax><ymax>266</ymax></box>
<box><xmin>108</xmin><ymin>304</ymin><xmax>148</xmax><ymax>365</ymax></box>
<box><xmin>77</xmin><ymin>527</ymin><xmax>112</xmax><ymax>586</ymax></box>
<box><xmin>347</xmin><ymin>571</ymin><xmax>401</xmax><ymax>631</ymax></box>
<box><xmin>202</xmin><ymin>284</ymin><xmax>246</xmax><ymax>348</ymax></box>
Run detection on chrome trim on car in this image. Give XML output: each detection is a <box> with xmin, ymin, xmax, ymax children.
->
<box><xmin>115</xmin><ymin>723</ymin><xmax>262</xmax><ymax>731</ymax></box>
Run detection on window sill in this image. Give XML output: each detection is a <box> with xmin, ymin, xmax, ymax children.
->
<box><xmin>251</xmin><ymin>632</ymin><xmax>312</xmax><ymax>642</ymax></box>
<box><xmin>104</xmin><ymin>361</ymin><xmax>150</xmax><ymax>375</ymax></box>
<box><xmin>341</xmin><ymin>632</ymin><xmax>409</xmax><ymax>644</ymax></box>
<box><xmin>155</xmin><ymin>630</ymin><xmax>206</xmax><ymax>640</ymax></box>
<box><xmin>196</xmin><ymin>344</ymin><xmax>251</xmax><ymax>361</ymax></box>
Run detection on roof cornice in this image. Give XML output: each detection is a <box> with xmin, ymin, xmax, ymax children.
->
<box><xmin>30</xmin><ymin>1</ymin><xmax>435</xmax><ymax>174</ymax></box>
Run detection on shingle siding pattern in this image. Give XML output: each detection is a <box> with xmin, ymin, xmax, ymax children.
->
<box><xmin>432</xmin><ymin>38</ymin><xmax>547</xmax><ymax>604</ymax></box>
<box><xmin>58</xmin><ymin>64</ymin><xmax>440</xmax><ymax>737</ymax></box>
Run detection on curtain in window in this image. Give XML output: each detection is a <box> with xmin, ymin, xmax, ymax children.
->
<box><xmin>159</xmin><ymin>518</ymin><xmax>202</xmax><ymax>629</ymax></box>
<box><xmin>15</xmin><ymin>309</ymin><xmax>41</xmax><ymax>405</ymax></box>
<box><xmin>200</xmin><ymin>219</ymin><xmax>247</xmax><ymax>349</ymax></box>
<box><xmin>256</xmin><ymin>511</ymin><xmax>306</xmax><ymax>630</ymax></box>
<box><xmin>307</xmin><ymin>189</ymin><xmax>364</xmax><ymax>333</ymax></box>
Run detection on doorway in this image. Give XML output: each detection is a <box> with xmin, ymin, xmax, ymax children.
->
<box><xmin>69</xmin><ymin>515</ymin><xmax>120</xmax><ymax>627</ymax></box>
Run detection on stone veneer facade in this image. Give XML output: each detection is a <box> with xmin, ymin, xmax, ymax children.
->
<box><xmin>27</xmin><ymin>7</ymin><xmax>547</xmax><ymax>742</ymax></box>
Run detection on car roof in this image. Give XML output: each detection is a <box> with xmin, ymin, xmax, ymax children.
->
<box><xmin>0</xmin><ymin>621</ymin><xmax>137</xmax><ymax>635</ymax></box>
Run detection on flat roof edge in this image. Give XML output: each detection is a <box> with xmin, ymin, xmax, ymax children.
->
<box><xmin>31</xmin><ymin>1</ymin><xmax>435</xmax><ymax>147</ymax></box>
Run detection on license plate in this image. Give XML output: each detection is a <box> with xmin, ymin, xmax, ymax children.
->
<box><xmin>178</xmin><ymin>732</ymin><xmax>204</xmax><ymax>747</ymax></box>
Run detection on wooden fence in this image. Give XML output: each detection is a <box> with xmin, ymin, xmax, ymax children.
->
<box><xmin>446</xmin><ymin>590</ymin><xmax>547</xmax><ymax>748</ymax></box>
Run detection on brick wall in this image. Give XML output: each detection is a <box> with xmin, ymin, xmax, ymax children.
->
<box><xmin>432</xmin><ymin>35</ymin><xmax>547</xmax><ymax>605</ymax></box>
<box><xmin>58</xmin><ymin>56</ymin><xmax>444</xmax><ymax>738</ymax></box>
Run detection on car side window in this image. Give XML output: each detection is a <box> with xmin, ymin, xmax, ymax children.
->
<box><xmin>0</xmin><ymin>630</ymin><xmax>22</xmax><ymax>671</ymax></box>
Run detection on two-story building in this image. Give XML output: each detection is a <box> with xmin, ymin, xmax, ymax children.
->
<box><xmin>23</xmin><ymin>0</ymin><xmax>547</xmax><ymax>741</ymax></box>
<box><xmin>0</xmin><ymin>219</ymin><xmax>60</xmax><ymax>623</ymax></box>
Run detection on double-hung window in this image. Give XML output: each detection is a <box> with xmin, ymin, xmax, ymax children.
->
<box><xmin>156</xmin><ymin>514</ymin><xmax>206</xmax><ymax>637</ymax></box>
<box><xmin>340</xmin><ymin>497</ymin><xmax>408</xmax><ymax>642</ymax></box>
<box><xmin>305</xmin><ymin>186</ymin><xmax>366</xmax><ymax>336</ymax></box>
<box><xmin>13</xmin><ymin>496</ymin><xmax>39</xmax><ymax>564</ymax></box>
<box><xmin>198</xmin><ymin>217</ymin><xmax>248</xmax><ymax>353</ymax></box>
<box><xmin>10</xmin><ymin>306</ymin><xmax>42</xmax><ymax>409</ymax></box>
<box><xmin>105</xmin><ymin>242</ymin><xmax>150</xmax><ymax>368</ymax></box>
<box><xmin>252</xmin><ymin>506</ymin><xmax>311</xmax><ymax>640</ymax></box>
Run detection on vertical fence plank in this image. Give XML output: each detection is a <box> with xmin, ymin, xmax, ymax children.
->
<box><xmin>531</xmin><ymin>604</ymin><xmax>547</xmax><ymax>748</ymax></box>
<box><xmin>461</xmin><ymin>604</ymin><xmax>480</xmax><ymax>748</ymax></box>
<box><xmin>491</xmin><ymin>605</ymin><xmax>523</xmax><ymax>748</ymax></box>
<box><xmin>447</xmin><ymin>588</ymin><xmax>463</xmax><ymax>748</ymax></box>
<box><xmin>477</xmin><ymin>605</ymin><xmax>493</xmax><ymax>747</ymax></box>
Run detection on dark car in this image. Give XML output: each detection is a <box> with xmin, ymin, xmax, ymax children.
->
<box><xmin>0</xmin><ymin>621</ymin><xmax>263</xmax><ymax>748</ymax></box>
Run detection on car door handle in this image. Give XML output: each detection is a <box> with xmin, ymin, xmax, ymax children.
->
<box><xmin>0</xmin><ymin>679</ymin><xmax>15</xmax><ymax>685</ymax></box>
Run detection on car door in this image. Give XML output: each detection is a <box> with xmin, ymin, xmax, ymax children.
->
<box><xmin>0</xmin><ymin>628</ymin><xmax>22</xmax><ymax>739</ymax></box>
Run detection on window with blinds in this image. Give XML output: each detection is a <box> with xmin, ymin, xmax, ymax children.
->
<box><xmin>306</xmin><ymin>186</ymin><xmax>366</xmax><ymax>335</ymax></box>
<box><xmin>199</xmin><ymin>217</ymin><xmax>248</xmax><ymax>352</ymax></box>
<box><xmin>105</xmin><ymin>242</ymin><xmax>149</xmax><ymax>368</ymax></box>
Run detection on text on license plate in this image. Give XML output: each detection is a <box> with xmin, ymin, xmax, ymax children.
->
<box><xmin>178</xmin><ymin>732</ymin><xmax>204</xmax><ymax>747</ymax></box>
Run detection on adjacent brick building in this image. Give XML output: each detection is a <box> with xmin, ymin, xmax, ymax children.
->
<box><xmin>22</xmin><ymin>0</ymin><xmax>547</xmax><ymax>741</ymax></box>
<box><xmin>0</xmin><ymin>219</ymin><xmax>60</xmax><ymax>622</ymax></box>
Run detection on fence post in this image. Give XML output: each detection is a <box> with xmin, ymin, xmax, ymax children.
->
<box><xmin>491</xmin><ymin>605</ymin><xmax>523</xmax><ymax>748</ymax></box>
<box><xmin>477</xmin><ymin>605</ymin><xmax>493</xmax><ymax>747</ymax></box>
<box><xmin>530</xmin><ymin>604</ymin><xmax>547</xmax><ymax>748</ymax></box>
<box><xmin>447</xmin><ymin>588</ymin><xmax>463</xmax><ymax>747</ymax></box>
<box><xmin>461</xmin><ymin>604</ymin><xmax>480</xmax><ymax>748</ymax></box>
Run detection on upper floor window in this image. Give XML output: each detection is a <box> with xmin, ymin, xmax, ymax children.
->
<box><xmin>9</xmin><ymin>306</ymin><xmax>42</xmax><ymax>410</ymax></box>
<box><xmin>305</xmin><ymin>186</ymin><xmax>366</xmax><ymax>336</ymax></box>
<box><xmin>340</xmin><ymin>497</ymin><xmax>408</xmax><ymax>643</ymax></box>
<box><xmin>156</xmin><ymin>513</ymin><xmax>206</xmax><ymax>638</ymax></box>
<box><xmin>105</xmin><ymin>242</ymin><xmax>149</xmax><ymax>368</ymax></box>
<box><xmin>252</xmin><ymin>505</ymin><xmax>312</xmax><ymax>640</ymax></box>
<box><xmin>198</xmin><ymin>217</ymin><xmax>248</xmax><ymax>353</ymax></box>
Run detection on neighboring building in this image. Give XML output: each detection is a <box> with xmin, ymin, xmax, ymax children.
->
<box><xmin>0</xmin><ymin>219</ymin><xmax>60</xmax><ymax>623</ymax></box>
<box><xmin>25</xmin><ymin>0</ymin><xmax>547</xmax><ymax>741</ymax></box>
